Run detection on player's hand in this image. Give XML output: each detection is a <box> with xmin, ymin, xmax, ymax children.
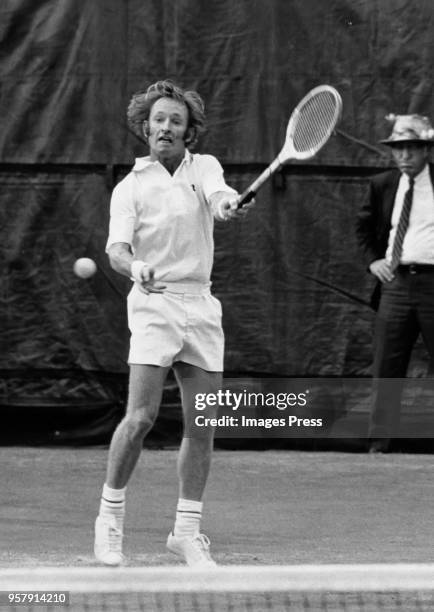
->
<box><xmin>138</xmin><ymin>268</ymin><xmax>166</xmax><ymax>294</ymax></box>
<box><xmin>369</xmin><ymin>259</ymin><xmax>394</xmax><ymax>283</ymax></box>
<box><xmin>132</xmin><ymin>262</ymin><xmax>166</xmax><ymax>294</ymax></box>
<box><xmin>220</xmin><ymin>196</ymin><xmax>255</xmax><ymax>220</ymax></box>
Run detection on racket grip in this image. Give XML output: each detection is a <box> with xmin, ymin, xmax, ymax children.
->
<box><xmin>237</xmin><ymin>190</ymin><xmax>256</xmax><ymax>208</ymax></box>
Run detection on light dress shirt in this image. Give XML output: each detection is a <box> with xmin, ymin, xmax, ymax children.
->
<box><xmin>386</xmin><ymin>164</ymin><xmax>434</xmax><ymax>265</ymax></box>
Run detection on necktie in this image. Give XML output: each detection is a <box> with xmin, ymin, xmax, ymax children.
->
<box><xmin>390</xmin><ymin>177</ymin><xmax>415</xmax><ymax>271</ymax></box>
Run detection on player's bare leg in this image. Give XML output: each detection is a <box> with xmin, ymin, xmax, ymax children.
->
<box><xmin>106</xmin><ymin>364</ymin><xmax>169</xmax><ymax>488</ymax></box>
<box><xmin>167</xmin><ymin>362</ymin><xmax>221</xmax><ymax>567</ymax></box>
<box><xmin>95</xmin><ymin>364</ymin><xmax>169</xmax><ymax>565</ymax></box>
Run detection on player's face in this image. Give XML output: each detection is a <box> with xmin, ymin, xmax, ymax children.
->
<box><xmin>390</xmin><ymin>142</ymin><xmax>429</xmax><ymax>178</ymax></box>
<box><xmin>146</xmin><ymin>98</ymin><xmax>190</xmax><ymax>161</ymax></box>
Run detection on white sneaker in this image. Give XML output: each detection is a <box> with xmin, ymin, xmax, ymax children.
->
<box><xmin>166</xmin><ymin>532</ymin><xmax>217</xmax><ymax>567</ymax></box>
<box><xmin>94</xmin><ymin>514</ymin><xmax>124</xmax><ymax>566</ymax></box>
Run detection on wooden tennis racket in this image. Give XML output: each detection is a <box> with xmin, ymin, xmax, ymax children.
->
<box><xmin>237</xmin><ymin>85</ymin><xmax>342</xmax><ymax>207</ymax></box>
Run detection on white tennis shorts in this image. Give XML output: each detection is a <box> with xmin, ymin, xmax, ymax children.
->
<box><xmin>127</xmin><ymin>283</ymin><xmax>224</xmax><ymax>372</ymax></box>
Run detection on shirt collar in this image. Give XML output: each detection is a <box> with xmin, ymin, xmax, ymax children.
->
<box><xmin>415</xmin><ymin>163</ymin><xmax>430</xmax><ymax>187</ymax></box>
<box><xmin>132</xmin><ymin>150</ymin><xmax>193</xmax><ymax>173</ymax></box>
<box><xmin>400</xmin><ymin>163</ymin><xmax>430</xmax><ymax>188</ymax></box>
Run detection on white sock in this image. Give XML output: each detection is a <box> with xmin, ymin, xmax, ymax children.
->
<box><xmin>99</xmin><ymin>484</ymin><xmax>126</xmax><ymax>526</ymax></box>
<box><xmin>173</xmin><ymin>498</ymin><xmax>203</xmax><ymax>538</ymax></box>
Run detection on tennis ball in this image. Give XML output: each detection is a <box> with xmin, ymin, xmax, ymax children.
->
<box><xmin>73</xmin><ymin>257</ymin><xmax>97</xmax><ymax>279</ymax></box>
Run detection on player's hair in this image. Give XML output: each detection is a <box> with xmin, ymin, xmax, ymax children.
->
<box><xmin>127</xmin><ymin>79</ymin><xmax>206</xmax><ymax>149</ymax></box>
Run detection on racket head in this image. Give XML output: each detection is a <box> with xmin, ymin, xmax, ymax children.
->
<box><xmin>279</xmin><ymin>85</ymin><xmax>342</xmax><ymax>162</ymax></box>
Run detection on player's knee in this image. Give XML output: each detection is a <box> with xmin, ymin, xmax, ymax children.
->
<box><xmin>123</xmin><ymin>411</ymin><xmax>156</xmax><ymax>439</ymax></box>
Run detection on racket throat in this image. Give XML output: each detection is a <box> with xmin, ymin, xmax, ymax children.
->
<box><xmin>238</xmin><ymin>156</ymin><xmax>283</xmax><ymax>206</ymax></box>
<box><xmin>249</xmin><ymin>157</ymin><xmax>283</xmax><ymax>194</ymax></box>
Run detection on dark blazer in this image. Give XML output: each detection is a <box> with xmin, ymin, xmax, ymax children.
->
<box><xmin>356</xmin><ymin>163</ymin><xmax>434</xmax><ymax>309</ymax></box>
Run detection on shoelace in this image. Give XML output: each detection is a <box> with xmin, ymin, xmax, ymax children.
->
<box><xmin>191</xmin><ymin>534</ymin><xmax>213</xmax><ymax>561</ymax></box>
<box><xmin>107</xmin><ymin>522</ymin><xmax>123</xmax><ymax>553</ymax></box>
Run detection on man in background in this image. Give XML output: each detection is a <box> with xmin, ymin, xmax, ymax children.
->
<box><xmin>356</xmin><ymin>114</ymin><xmax>434</xmax><ymax>452</ymax></box>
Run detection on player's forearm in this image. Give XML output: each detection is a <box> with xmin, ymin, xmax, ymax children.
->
<box><xmin>107</xmin><ymin>242</ymin><xmax>134</xmax><ymax>279</ymax></box>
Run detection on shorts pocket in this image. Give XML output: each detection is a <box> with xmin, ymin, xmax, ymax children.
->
<box><xmin>127</xmin><ymin>284</ymin><xmax>151</xmax><ymax>316</ymax></box>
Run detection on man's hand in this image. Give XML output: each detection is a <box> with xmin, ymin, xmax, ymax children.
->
<box><xmin>369</xmin><ymin>258</ymin><xmax>395</xmax><ymax>283</ymax></box>
<box><xmin>218</xmin><ymin>195</ymin><xmax>255</xmax><ymax>221</ymax></box>
<box><xmin>131</xmin><ymin>261</ymin><xmax>166</xmax><ymax>294</ymax></box>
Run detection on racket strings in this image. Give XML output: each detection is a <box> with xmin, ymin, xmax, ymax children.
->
<box><xmin>292</xmin><ymin>92</ymin><xmax>339</xmax><ymax>154</ymax></box>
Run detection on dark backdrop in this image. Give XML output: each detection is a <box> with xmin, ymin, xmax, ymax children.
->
<box><xmin>1</xmin><ymin>0</ymin><xmax>433</xmax><ymax>444</ymax></box>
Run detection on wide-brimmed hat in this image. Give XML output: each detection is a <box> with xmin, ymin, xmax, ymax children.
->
<box><xmin>380</xmin><ymin>114</ymin><xmax>434</xmax><ymax>146</ymax></box>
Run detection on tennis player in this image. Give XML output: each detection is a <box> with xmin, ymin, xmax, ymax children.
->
<box><xmin>94</xmin><ymin>80</ymin><xmax>253</xmax><ymax>567</ymax></box>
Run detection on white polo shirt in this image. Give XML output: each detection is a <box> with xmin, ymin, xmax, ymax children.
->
<box><xmin>386</xmin><ymin>164</ymin><xmax>434</xmax><ymax>265</ymax></box>
<box><xmin>106</xmin><ymin>151</ymin><xmax>237</xmax><ymax>286</ymax></box>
